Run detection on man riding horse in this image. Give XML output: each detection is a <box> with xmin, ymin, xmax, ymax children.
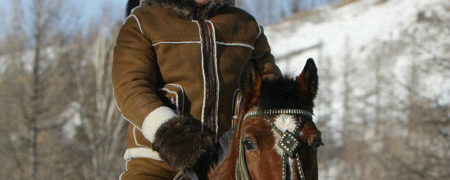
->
<box><xmin>114</xmin><ymin>0</ymin><xmax>281</xmax><ymax>179</ymax></box>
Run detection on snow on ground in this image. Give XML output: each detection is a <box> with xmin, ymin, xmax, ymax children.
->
<box><xmin>266</xmin><ymin>0</ymin><xmax>443</xmax><ymax>75</ymax></box>
<box><xmin>264</xmin><ymin>0</ymin><xmax>449</xmax><ymax>178</ymax></box>
<box><xmin>265</xmin><ymin>0</ymin><xmax>448</xmax><ymax>122</ymax></box>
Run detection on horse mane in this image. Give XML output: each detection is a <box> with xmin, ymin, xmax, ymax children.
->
<box><xmin>217</xmin><ymin>128</ymin><xmax>234</xmax><ymax>163</ymax></box>
<box><xmin>258</xmin><ymin>76</ymin><xmax>314</xmax><ymax>111</ymax></box>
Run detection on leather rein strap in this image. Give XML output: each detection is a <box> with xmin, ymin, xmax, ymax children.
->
<box><xmin>235</xmin><ymin>109</ymin><xmax>312</xmax><ymax>180</ymax></box>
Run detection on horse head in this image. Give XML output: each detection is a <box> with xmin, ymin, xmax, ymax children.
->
<box><xmin>210</xmin><ymin>58</ymin><xmax>322</xmax><ymax>180</ymax></box>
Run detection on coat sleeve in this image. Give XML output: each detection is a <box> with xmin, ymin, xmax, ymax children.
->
<box><xmin>252</xmin><ymin>26</ymin><xmax>282</xmax><ymax>79</ymax></box>
<box><xmin>112</xmin><ymin>14</ymin><xmax>176</xmax><ymax>142</ymax></box>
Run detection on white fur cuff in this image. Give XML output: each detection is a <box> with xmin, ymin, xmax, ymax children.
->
<box><xmin>124</xmin><ymin>147</ymin><xmax>162</xmax><ymax>161</ymax></box>
<box><xmin>142</xmin><ymin>106</ymin><xmax>176</xmax><ymax>142</ymax></box>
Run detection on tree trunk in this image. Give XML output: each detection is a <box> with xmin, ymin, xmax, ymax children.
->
<box><xmin>29</xmin><ymin>22</ymin><xmax>41</xmax><ymax>180</ymax></box>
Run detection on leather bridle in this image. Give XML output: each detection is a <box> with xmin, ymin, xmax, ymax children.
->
<box><xmin>235</xmin><ymin>109</ymin><xmax>313</xmax><ymax>180</ymax></box>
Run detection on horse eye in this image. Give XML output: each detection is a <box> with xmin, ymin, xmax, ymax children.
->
<box><xmin>312</xmin><ymin>141</ymin><xmax>323</xmax><ymax>151</ymax></box>
<box><xmin>243</xmin><ymin>139</ymin><xmax>257</xmax><ymax>151</ymax></box>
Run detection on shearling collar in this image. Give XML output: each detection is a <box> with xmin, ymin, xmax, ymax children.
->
<box><xmin>141</xmin><ymin>0</ymin><xmax>233</xmax><ymax>20</ymax></box>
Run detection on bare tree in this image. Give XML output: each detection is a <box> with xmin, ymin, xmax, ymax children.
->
<box><xmin>0</xmin><ymin>0</ymin><xmax>79</xmax><ymax>179</ymax></box>
<box><xmin>70</xmin><ymin>16</ymin><xmax>127</xmax><ymax>179</ymax></box>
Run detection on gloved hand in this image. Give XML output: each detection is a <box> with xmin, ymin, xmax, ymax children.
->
<box><xmin>152</xmin><ymin>115</ymin><xmax>217</xmax><ymax>172</ymax></box>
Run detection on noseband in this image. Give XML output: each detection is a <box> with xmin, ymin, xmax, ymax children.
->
<box><xmin>235</xmin><ymin>109</ymin><xmax>312</xmax><ymax>180</ymax></box>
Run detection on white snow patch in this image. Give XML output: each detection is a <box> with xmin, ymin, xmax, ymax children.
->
<box><xmin>62</xmin><ymin>102</ymin><xmax>82</xmax><ymax>138</ymax></box>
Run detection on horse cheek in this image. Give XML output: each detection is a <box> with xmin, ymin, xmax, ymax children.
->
<box><xmin>245</xmin><ymin>151</ymin><xmax>261</xmax><ymax>179</ymax></box>
<box><xmin>260</xmin><ymin>148</ymin><xmax>283</xmax><ymax>180</ymax></box>
<box><xmin>301</xmin><ymin>150</ymin><xmax>318</xmax><ymax>180</ymax></box>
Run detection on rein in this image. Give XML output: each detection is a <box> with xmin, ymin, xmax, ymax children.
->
<box><xmin>235</xmin><ymin>109</ymin><xmax>312</xmax><ymax>180</ymax></box>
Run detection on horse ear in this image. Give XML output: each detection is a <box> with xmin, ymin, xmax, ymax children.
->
<box><xmin>296</xmin><ymin>58</ymin><xmax>318</xmax><ymax>97</ymax></box>
<box><xmin>240</xmin><ymin>59</ymin><xmax>263</xmax><ymax>107</ymax></box>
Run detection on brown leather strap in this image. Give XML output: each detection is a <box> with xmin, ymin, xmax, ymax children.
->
<box><xmin>231</xmin><ymin>89</ymin><xmax>243</xmax><ymax>129</ymax></box>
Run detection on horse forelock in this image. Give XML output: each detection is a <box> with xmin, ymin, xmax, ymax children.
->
<box><xmin>258</xmin><ymin>76</ymin><xmax>315</xmax><ymax>114</ymax></box>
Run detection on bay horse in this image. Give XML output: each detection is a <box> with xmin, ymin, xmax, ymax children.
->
<box><xmin>208</xmin><ymin>58</ymin><xmax>323</xmax><ymax>180</ymax></box>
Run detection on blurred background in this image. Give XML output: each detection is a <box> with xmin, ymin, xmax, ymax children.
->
<box><xmin>0</xmin><ymin>0</ymin><xmax>448</xmax><ymax>179</ymax></box>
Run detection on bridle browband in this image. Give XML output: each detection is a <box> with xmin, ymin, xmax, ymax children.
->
<box><xmin>244</xmin><ymin>109</ymin><xmax>312</xmax><ymax>121</ymax></box>
<box><xmin>235</xmin><ymin>109</ymin><xmax>313</xmax><ymax>180</ymax></box>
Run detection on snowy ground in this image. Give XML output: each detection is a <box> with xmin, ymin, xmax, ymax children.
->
<box><xmin>264</xmin><ymin>0</ymin><xmax>449</xmax><ymax>178</ymax></box>
<box><xmin>266</xmin><ymin>0</ymin><xmax>448</xmax><ymax>123</ymax></box>
<box><xmin>267</xmin><ymin>0</ymin><xmax>445</xmax><ymax>73</ymax></box>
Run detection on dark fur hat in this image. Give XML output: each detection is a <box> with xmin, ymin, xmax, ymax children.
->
<box><xmin>141</xmin><ymin>0</ymin><xmax>234</xmax><ymax>20</ymax></box>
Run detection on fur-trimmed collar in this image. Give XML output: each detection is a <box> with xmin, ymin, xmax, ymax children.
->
<box><xmin>141</xmin><ymin>0</ymin><xmax>233</xmax><ymax>20</ymax></box>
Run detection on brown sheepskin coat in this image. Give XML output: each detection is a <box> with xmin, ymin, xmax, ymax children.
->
<box><xmin>112</xmin><ymin>0</ymin><xmax>281</xmax><ymax>164</ymax></box>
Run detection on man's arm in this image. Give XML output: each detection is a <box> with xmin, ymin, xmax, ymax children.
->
<box><xmin>252</xmin><ymin>26</ymin><xmax>282</xmax><ymax>79</ymax></box>
<box><xmin>112</xmin><ymin>13</ymin><xmax>176</xmax><ymax>142</ymax></box>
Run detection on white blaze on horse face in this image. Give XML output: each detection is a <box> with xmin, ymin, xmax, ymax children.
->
<box><xmin>273</xmin><ymin>114</ymin><xmax>298</xmax><ymax>179</ymax></box>
<box><xmin>272</xmin><ymin>114</ymin><xmax>297</xmax><ymax>156</ymax></box>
